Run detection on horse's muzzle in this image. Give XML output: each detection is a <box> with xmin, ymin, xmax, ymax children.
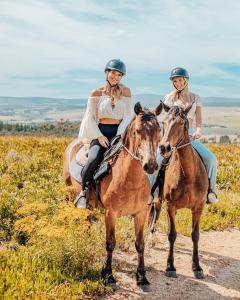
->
<box><xmin>160</xmin><ymin>142</ymin><xmax>171</xmax><ymax>156</ymax></box>
<box><xmin>143</xmin><ymin>161</ymin><xmax>158</xmax><ymax>174</ymax></box>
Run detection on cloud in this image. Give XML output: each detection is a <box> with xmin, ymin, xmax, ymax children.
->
<box><xmin>1</xmin><ymin>0</ymin><xmax>240</xmax><ymax>97</ymax></box>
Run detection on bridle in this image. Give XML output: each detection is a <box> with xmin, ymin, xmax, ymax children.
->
<box><xmin>162</xmin><ymin>111</ymin><xmax>191</xmax><ymax>155</ymax></box>
<box><xmin>121</xmin><ymin>113</ymin><xmax>159</xmax><ymax>163</ymax></box>
<box><xmin>122</xmin><ymin>144</ymin><xmax>141</xmax><ymax>161</ymax></box>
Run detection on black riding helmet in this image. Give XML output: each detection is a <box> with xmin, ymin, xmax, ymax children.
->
<box><xmin>170</xmin><ymin>67</ymin><xmax>189</xmax><ymax>80</ymax></box>
<box><xmin>105</xmin><ymin>59</ymin><xmax>126</xmax><ymax>75</ymax></box>
<box><xmin>170</xmin><ymin>67</ymin><xmax>189</xmax><ymax>93</ymax></box>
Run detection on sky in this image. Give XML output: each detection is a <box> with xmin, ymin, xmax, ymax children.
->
<box><xmin>1</xmin><ymin>0</ymin><xmax>240</xmax><ymax>98</ymax></box>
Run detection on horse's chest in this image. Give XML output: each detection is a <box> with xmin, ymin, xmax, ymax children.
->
<box><xmin>164</xmin><ymin>167</ymin><xmax>193</xmax><ymax>205</ymax></box>
<box><xmin>165</xmin><ymin>166</ymin><xmax>182</xmax><ymax>187</ymax></box>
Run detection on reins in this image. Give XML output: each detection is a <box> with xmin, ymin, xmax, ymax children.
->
<box><xmin>122</xmin><ymin>144</ymin><xmax>141</xmax><ymax>161</ymax></box>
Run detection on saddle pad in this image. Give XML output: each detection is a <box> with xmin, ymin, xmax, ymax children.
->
<box><xmin>75</xmin><ymin>144</ymin><xmax>90</xmax><ymax>166</ymax></box>
<box><xmin>69</xmin><ymin>156</ymin><xmax>84</xmax><ymax>184</ymax></box>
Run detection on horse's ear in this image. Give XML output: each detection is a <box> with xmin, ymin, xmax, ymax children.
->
<box><xmin>134</xmin><ymin>102</ymin><xmax>143</xmax><ymax>115</ymax></box>
<box><xmin>183</xmin><ymin>101</ymin><xmax>194</xmax><ymax>115</ymax></box>
<box><xmin>153</xmin><ymin>102</ymin><xmax>163</xmax><ymax>116</ymax></box>
<box><xmin>160</xmin><ymin>100</ymin><xmax>171</xmax><ymax>112</ymax></box>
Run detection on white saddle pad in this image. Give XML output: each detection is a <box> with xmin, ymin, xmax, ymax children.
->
<box><xmin>75</xmin><ymin>144</ymin><xmax>90</xmax><ymax>166</ymax></box>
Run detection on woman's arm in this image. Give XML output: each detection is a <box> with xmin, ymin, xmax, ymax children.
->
<box><xmin>78</xmin><ymin>90</ymin><xmax>103</xmax><ymax>143</ymax></box>
<box><xmin>193</xmin><ymin>105</ymin><xmax>202</xmax><ymax>140</ymax></box>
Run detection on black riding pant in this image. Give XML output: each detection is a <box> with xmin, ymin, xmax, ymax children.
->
<box><xmin>81</xmin><ymin>123</ymin><xmax>119</xmax><ymax>189</ymax></box>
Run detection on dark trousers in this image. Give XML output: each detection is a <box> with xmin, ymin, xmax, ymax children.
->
<box><xmin>81</xmin><ymin>123</ymin><xmax>119</xmax><ymax>189</ymax></box>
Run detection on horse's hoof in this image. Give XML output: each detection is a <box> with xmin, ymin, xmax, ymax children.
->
<box><xmin>109</xmin><ymin>281</ymin><xmax>117</xmax><ymax>290</ymax></box>
<box><xmin>102</xmin><ymin>272</ymin><xmax>117</xmax><ymax>286</ymax></box>
<box><xmin>136</xmin><ymin>272</ymin><xmax>150</xmax><ymax>286</ymax></box>
<box><xmin>165</xmin><ymin>270</ymin><xmax>177</xmax><ymax>278</ymax></box>
<box><xmin>138</xmin><ymin>283</ymin><xmax>151</xmax><ymax>292</ymax></box>
<box><xmin>194</xmin><ymin>270</ymin><xmax>205</xmax><ymax>279</ymax></box>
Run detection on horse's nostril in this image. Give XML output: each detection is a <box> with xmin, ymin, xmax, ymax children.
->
<box><xmin>143</xmin><ymin>164</ymin><xmax>149</xmax><ymax>172</ymax></box>
<box><xmin>160</xmin><ymin>145</ymin><xmax>165</xmax><ymax>154</ymax></box>
<box><xmin>166</xmin><ymin>144</ymin><xmax>171</xmax><ymax>152</ymax></box>
<box><xmin>143</xmin><ymin>162</ymin><xmax>156</xmax><ymax>174</ymax></box>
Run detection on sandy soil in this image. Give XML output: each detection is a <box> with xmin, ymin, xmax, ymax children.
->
<box><xmin>202</xmin><ymin>107</ymin><xmax>240</xmax><ymax>128</ymax></box>
<box><xmin>104</xmin><ymin>229</ymin><xmax>240</xmax><ymax>300</ymax></box>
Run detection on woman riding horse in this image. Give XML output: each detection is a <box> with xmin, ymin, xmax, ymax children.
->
<box><xmin>76</xmin><ymin>59</ymin><xmax>131</xmax><ymax>208</ymax></box>
<box><xmin>164</xmin><ymin>67</ymin><xmax>218</xmax><ymax>203</ymax></box>
<box><xmin>150</xmin><ymin>67</ymin><xmax>218</xmax><ymax>203</ymax></box>
<box><xmin>63</xmin><ymin>60</ymin><xmax>163</xmax><ymax>287</ymax></box>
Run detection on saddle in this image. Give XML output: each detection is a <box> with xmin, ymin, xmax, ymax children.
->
<box><xmin>71</xmin><ymin>135</ymin><xmax>122</xmax><ymax>203</ymax></box>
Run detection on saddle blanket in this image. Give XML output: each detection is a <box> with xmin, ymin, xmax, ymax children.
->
<box><xmin>69</xmin><ymin>155</ymin><xmax>84</xmax><ymax>184</ymax></box>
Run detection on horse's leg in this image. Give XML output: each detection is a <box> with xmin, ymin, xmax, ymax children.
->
<box><xmin>192</xmin><ymin>208</ymin><xmax>204</xmax><ymax>279</ymax></box>
<box><xmin>166</xmin><ymin>205</ymin><xmax>177</xmax><ymax>278</ymax></box>
<box><xmin>134</xmin><ymin>211</ymin><xmax>150</xmax><ymax>286</ymax></box>
<box><xmin>101</xmin><ymin>210</ymin><xmax>117</xmax><ymax>287</ymax></box>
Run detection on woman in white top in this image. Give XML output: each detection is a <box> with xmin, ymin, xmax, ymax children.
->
<box><xmin>76</xmin><ymin>59</ymin><xmax>132</xmax><ymax>208</ymax></box>
<box><xmin>163</xmin><ymin>67</ymin><xmax>218</xmax><ymax>203</ymax></box>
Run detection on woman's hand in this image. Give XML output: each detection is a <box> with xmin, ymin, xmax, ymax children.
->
<box><xmin>192</xmin><ymin>127</ymin><xmax>202</xmax><ymax>140</ymax></box>
<box><xmin>98</xmin><ymin>136</ymin><xmax>109</xmax><ymax>148</ymax></box>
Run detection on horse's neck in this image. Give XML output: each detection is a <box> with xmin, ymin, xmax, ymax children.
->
<box><xmin>115</xmin><ymin>142</ymin><xmax>145</xmax><ymax>183</ymax></box>
<box><xmin>174</xmin><ymin>138</ymin><xmax>196</xmax><ymax>178</ymax></box>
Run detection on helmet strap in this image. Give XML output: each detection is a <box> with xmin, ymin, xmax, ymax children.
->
<box><xmin>106</xmin><ymin>78</ymin><xmax>118</xmax><ymax>87</ymax></box>
<box><xmin>173</xmin><ymin>79</ymin><xmax>188</xmax><ymax>98</ymax></box>
<box><xmin>105</xmin><ymin>71</ymin><xmax>119</xmax><ymax>87</ymax></box>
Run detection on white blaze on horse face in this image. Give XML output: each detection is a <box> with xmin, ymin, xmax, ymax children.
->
<box><xmin>138</xmin><ymin>134</ymin><xmax>158</xmax><ymax>167</ymax></box>
<box><xmin>161</xmin><ymin>117</ymin><xmax>183</xmax><ymax>147</ymax></box>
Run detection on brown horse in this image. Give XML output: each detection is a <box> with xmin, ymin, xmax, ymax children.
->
<box><xmin>158</xmin><ymin>103</ymin><xmax>208</xmax><ymax>279</ymax></box>
<box><xmin>63</xmin><ymin>102</ymin><xmax>162</xmax><ymax>287</ymax></box>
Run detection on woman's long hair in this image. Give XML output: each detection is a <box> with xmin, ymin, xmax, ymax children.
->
<box><xmin>169</xmin><ymin>79</ymin><xmax>191</xmax><ymax>107</ymax></box>
<box><xmin>103</xmin><ymin>73</ymin><xmax>125</xmax><ymax>107</ymax></box>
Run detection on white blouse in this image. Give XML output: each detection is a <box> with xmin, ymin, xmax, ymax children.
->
<box><xmin>163</xmin><ymin>92</ymin><xmax>202</xmax><ymax>121</ymax></box>
<box><xmin>78</xmin><ymin>95</ymin><xmax>131</xmax><ymax>143</ymax></box>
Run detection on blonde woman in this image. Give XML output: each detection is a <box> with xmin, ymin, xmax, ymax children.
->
<box><xmin>76</xmin><ymin>59</ymin><xmax>132</xmax><ymax>208</ymax></box>
<box><xmin>163</xmin><ymin>67</ymin><xmax>218</xmax><ymax>203</ymax></box>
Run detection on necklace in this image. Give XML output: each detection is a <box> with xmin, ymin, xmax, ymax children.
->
<box><xmin>110</xmin><ymin>96</ymin><xmax>115</xmax><ymax>109</ymax></box>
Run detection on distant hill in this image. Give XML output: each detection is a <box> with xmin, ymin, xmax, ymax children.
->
<box><xmin>0</xmin><ymin>95</ymin><xmax>239</xmax><ymax>124</ymax></box>
<box><xmin>1</xmin><ymin>95</ymin><xmax>239</xmax><ymax>109</ymax></box>
<box><xmin>132</xmin><ymin>94</ymin><xmax>240</xmax><ymax>107</ymax></box>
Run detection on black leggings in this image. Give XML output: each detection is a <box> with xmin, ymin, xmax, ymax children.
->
<box><xmin>81</xmin><ymin>123</ymin><xmax>119</xmax><ymax>189</ymax></box>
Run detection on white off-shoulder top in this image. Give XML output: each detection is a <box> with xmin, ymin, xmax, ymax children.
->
<box><xmin>163</xmin><ymin>92</ymin><xmax>202</xmax><ymax>121</ymax></box>
<box><xmin>78</xmin><ymin>95</ymin><xmax>131</xmax><ymax>143</ymax></box>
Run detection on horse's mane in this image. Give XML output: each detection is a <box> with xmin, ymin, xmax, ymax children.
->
<box><xmin>170</xmin><ymin>106</ymin><xmax>186</xmax><ymax>119</ymax></box>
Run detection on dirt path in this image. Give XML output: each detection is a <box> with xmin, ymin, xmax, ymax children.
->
<box><xmin>105</xmin><ymin>229</ymin><xmax>240</xmax><ymax>300</ymax></box>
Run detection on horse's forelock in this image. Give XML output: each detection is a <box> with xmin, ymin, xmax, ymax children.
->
<box><xmin>170</xmin><ymin>106</ymin><xmax>186</xmax><ymax>119</ymax></box>
<box><xmin>123</xmin><ymin>109</ymin><xmax>158</xmax><ymax>142</ymax></box>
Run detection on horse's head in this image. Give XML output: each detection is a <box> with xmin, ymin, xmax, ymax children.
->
<box><xmin>123</xmin><ymin>102</ymin><xmax>162</xmax><ymax>174</ymax></box>
<box><xmin>160</xmin><ymin>102</ymin><xmax>193</xmax><ymax>157</ymax></box>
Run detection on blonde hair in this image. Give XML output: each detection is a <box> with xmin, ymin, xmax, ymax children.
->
<box><xmin>169</xmin><ymin>78</ymin><xmax>191</xmax><ymax>105</ymax></box>
<box><xmin>103</xmin><ymin>81</ymin><xmax>125</xmax><ymax>107</ymax></box>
